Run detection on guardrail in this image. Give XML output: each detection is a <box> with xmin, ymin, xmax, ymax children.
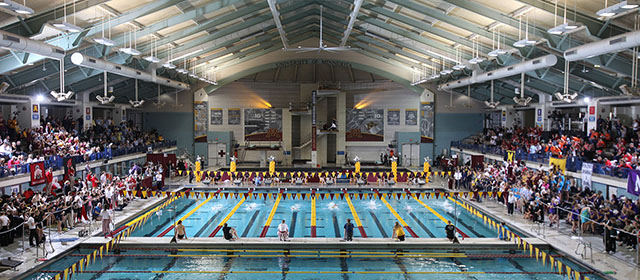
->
<box><xmin>0</xmin><ymin>140</ymin><xmax>177</xmax><ymax>178</ymax></box>
<box><xmin>450</xmin><ymin>141</ymin><xmax>630</xmax><ymax>179</ymax></box>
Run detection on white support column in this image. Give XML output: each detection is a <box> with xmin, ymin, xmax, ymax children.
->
<box><xmin>337</xmin><ymin>91</ymin><xmax>346</xmax><ymax>165</ymax></box>
<box><xmin>587</xmin><ymin>99</ymin><xmax>610</xmax><ymax>132</ymax></box>
<box><xmin>81</xmin><ymin>93</ymin><xmax>92</xmax><ymax>130</ymax></box>
<box><xmin>500</xmin><ymin>106</ymin><xmax>515</xmax><ymax>128</ymax></box>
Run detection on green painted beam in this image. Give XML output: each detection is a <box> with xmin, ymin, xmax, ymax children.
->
<box><xmin>384</xmin><ymin>0</ymin><xmax>496</xmax><ymax>44</ymax></box>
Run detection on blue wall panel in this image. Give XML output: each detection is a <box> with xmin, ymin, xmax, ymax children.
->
<box><xmin>144</xmin><ymin>112</ymin><xmax>194</xmax><ymax>154</ymax></box>
<box><xmin>434</xmin><ymin>113</ymin><xmax>483</xmax><ymax>156</ymax></box>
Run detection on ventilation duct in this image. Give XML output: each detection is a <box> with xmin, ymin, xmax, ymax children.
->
<box><xmin>0</xmin><ymin>30</ymin><xmax>65</xmax><ymax>60</ymax></box>
<box><xmin>70</xmin><ymin>53</ymin><xmax>189</xmax><ymax>90</ymax></box>
<box><xmin>438</xmin><ymin>55</ymin><xmax>557</xmax><ymax>90</ymax></box>
<box><xmin>564</xmin><ymin>30</ymin><xmax>640</xmax><ymax>61</ymax></box>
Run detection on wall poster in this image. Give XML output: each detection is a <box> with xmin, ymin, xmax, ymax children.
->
<box><xmin>228</xmin><ymin>108</ymin><xmax>241</xmax><ymax>125</ymax></box>
<box><xmin>194</xmin><ymin>101</ymin><xmax>208</xmax><ymax>142</ymax></box>
<box><xmin>387</xmin><ymin>109</ymin><xmax>400</xmax><ymax>125</ymax></box>
<box><xmin>244</xmin><ymin>108</ymin><xmax>282</xmax><ymax>141</ymax></box>
<box><xmin>405</xmin><ymin>109</ymin><xmax>418</xmax><ymax>126</ymax></box>
<box><xmin>420</xmin><ymin>102</ymin><xmax>434</xmax><ymax>143</ymax></box>
<box><xmin>210</xmin><ymin>108</ymin><xmax>223</xmax><ymax>125</ymax></box>
<box><xmin>346</xmin><ymin>108</ymin><xmax>384</xmax><ymax>141</ymax></box>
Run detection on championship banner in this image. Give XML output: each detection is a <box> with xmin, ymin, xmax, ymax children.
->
<box><xmin>549</xmin><ymin>157</ymin><xmax>566</xmax><ymax>174</ymax></box>
<box><xmin>420</xmin><ymin>102</ymin><xmax>434</xmax><ymax>143</ymax></box>
<box><xmin>581</xmin><ymin>163</ymin><xmax>593</xmax><ymax>190</ymax></box>
<box><xmin>627</xmin><ymin>169</ymin><xmax>640</xmax><ymax>196</ymax></box>
<box><xmin>346</xmin><ymin>108</ymin><xmax>384</xmax><ymax>141</ymax></box>
<box><xmin>63</xmin><ymin>156</ymin><xmax>76</xmax><ymax>181</ymax></box>
<box><xmin>244</xmin><ymin>108</ymin><xmax>283</xmax><ymax>141</ymax></box>
<box><xmin>29</xmin><ymin>161</ymin><xmax>46</xmax><ymax>186</ymax></box>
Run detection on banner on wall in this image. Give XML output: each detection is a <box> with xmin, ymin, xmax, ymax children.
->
<box><xmin>420</xmin><ymin>102</ymin><xmax>434</xmax><ymax>143</ymax></box>
<box><xmin>63</xmin><ymin>157</ymin><xmax>76</xmax><ymax>181</ymax></box>
<box><xmin>346</xmin><ymin>109</ymin><xmax>384</xmax><ymax>141</ymax></box>
<box><xmin>405</xmin><ymin>109</ymin><xmax>417</xmax><ymax>125</ymax></box>
<box><xmin>228</xmin><ymin>108</ymin><xmax>241</xmax><ymax>125</ymax></box>
<box><xmin>29</xmin><ymin>162</ymin><xmax>46</xmax><ymax>186</ymax></box>
<box><xmin>210</xmin><ymin>108</ymin><xmax>223</xmax><ymax>125</ymax></box>
<box><xmin>627</xmin><ymin>169</ymin><xmax>640</xmax><ymax>196</ymax></box>
<box><xmin>194</xmin><ymin>101</ymin><xmax>208</xmax><ymax>142</ymax></box>
<box><xmin>387</xmin><ymin>109</ymin><xmax>400</xmax><ymax>125</ymax></box>
<box><xmin>549</xmin><ymin>157</ymin><xmax>566</xmax><ymax>174</ymax></box>
<box><xmin>244</xmin><ymin>108</ymin><xmax>283</xmax><ymax>141</ymax></box>
<box><xmin>581</xmin><ymin>163</ymin><xmax>593</xmax><ymax>190</ymax></box>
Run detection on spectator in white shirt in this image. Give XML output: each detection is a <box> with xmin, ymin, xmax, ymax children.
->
<box><xmin>26</xmin><ymin>213</ymin><xmax>38</xmax><ymax>246</ymax></box>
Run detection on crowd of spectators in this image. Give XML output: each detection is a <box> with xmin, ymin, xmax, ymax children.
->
<box><xmin>451</xmin><ymin>159</ymin><xmax>639</xmax><ymax>254</ymax></box>
<box><xmin>0</xmin><ymin>114</ymin><xmax>165</xmax><ymax>176</ymax></box>
<box><xmin>473</xmin><ymin>115</ymin><xmax>640</xmax><ymax>171</ymax></box>
<box><xmin>0</xmin><ymin>161</ymin><xmax>167</xmax><ymax>249</ymax></box>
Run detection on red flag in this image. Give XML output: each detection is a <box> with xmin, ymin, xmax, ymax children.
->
<box><xmin>224</xmin><ymin>193</ymin><xmax>229</xmax><ymax>199</ymax></box>
<box><xmin>339</xmin><ymin>193</ymin><xmax>344</xmax><ymax>200</ymax></box>
<box><xmin>330</xmin><ymin>193</ymin><xmax>335</xmax><ymax>200</ymax></box>
<box><xmin>359</xmin><ymin>193</ymin><xmax>363</xmax><ymax>200</ymax></box>
<box><xmin>321</xmin><ymin>193</ymin><xmax>326</xmax><ymax>200</ymax></box>
<box><xmin>204</xmin><ymin>192</ymin><xmax>209</xmax><ymax>199</ymax></box>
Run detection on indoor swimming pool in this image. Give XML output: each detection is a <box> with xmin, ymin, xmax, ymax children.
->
<box><xmin>26</xmin><ymin>248</ymin><xmax>605</xmax><ymax>280</ymax></box>
<box><xmin>127</xmin><ymin>191</ymin><xmax>502</xmax><ymax>239</ymax></box>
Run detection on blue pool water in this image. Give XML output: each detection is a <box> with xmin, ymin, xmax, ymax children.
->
<box><xmin>129</xmin><ymin>192</ymin><xmax>499</xmax><ymax>238</ymax></box>
<box><xmin>26</xmin><ymin>248</ymin><xmax>604</xmax><ymax>280</ymax></box>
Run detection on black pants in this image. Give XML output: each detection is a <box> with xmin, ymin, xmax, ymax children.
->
<box><xmin>0</xmin><ymin>226</ymin><xmax>8</xmax><ymax>246</ymax></box>
<box><xmin>345</xmin><ymin>232</ymin><xmax>353</xmax><ymax>241</ymax></box>
<box><xmin>29</xmin><ymin>229</ymin><xmax>38</xmax><ymax>246</ymax></box>
<box><xmin>605</xmin><ymin>235</ymin><xmax>616</xmax><ymax>253</ymax></box>
<box><xmin>507</xmin><ymin>203</ymin><xmax>514</xmax><ymax>215</ymax></box>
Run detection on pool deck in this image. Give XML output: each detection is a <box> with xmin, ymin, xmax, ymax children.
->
<box><xmin>440</xmin><ymin>180</ymin><xmax>640</xmax><ymax>280</ymax></box>
<box><xmin>79</xmin><ymin>236</ymin><xmax>550</xmax><ymax>250</ymax></box>
<box><xmin>0</xmin><ymin>194</ymin><xmax>169</xmax><ymax>280</ymax></box>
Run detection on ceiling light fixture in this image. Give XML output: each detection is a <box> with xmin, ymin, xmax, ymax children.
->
<box><xmin>514</xmin><ymin>14</ymin><xmax>536</xmax><ymax>48</ymax></box>
<box><xmin>0</xmin><ymin>0</ymin><xmax>33</xmax><ymax>14</ymax></box>
<box><xmin>597</xmin><ymin>0</ymin><xmax>638</xmax><ymax>17</ymax></box>
<box><xmin>52</xmin><ymin>0</ymin><xmax>82</xmax><ymax>33</ymax></box>
<box><xmin>94</xmin><ymin>12</ymin><xmax>115</xmax><ymax>46</ymax></box>
<box><xmin>163</xmin><ymin>45</ymin><xmax>177</xmax><ymax>69</ymax></box>
<box><xmin>144</xmin><ymin>36</ymin><xmax>160</xmax><ymax>63</ymax></box>
<box><xmin>119</xmin><ymin>28</ymin><xmax>141</xmax><ymax>56</ymax></box>
<box><xmin>547</xmin><ymin>0</ymin><xmax>579</xmax><ymax>35</ymax></box>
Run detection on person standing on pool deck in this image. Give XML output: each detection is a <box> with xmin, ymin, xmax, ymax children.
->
<box><xmin>176</xmin><ymin>220</ymin><xmax>187</xmax><ymax>240</ymax></box>
<box><xmin>392</xmin><ymin>222</ymin><xmax>405</xmax><ymax>241</ymax></box>
<box><xmin>344</xmin><ymin>219</ymin><xmax>354</xmax><ymax>241</ymax></box>
<box><xmin>278</xmin><ymin>220</ymin><xmax>289</xmax><ymax>241</ymax></box>
<box><xmin>445</xmin><ymin>221</ymin><xmax>460</xmax><ymax>244</ymax></box>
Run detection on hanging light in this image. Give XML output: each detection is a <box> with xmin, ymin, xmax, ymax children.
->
<box><xmin>52</xmin><ymin>0</ymin><xmax>82</xmax><ymax>33</ymax></box>
<box><xmin>547</xmin><ymin>0</ymin><xmax>579</xmax><ymax>35</ymax></box>
<box><xmin>94</xmin><ymin>13</ymin><xmax>115</xmax><ymax>46</ymax></box>
<box><xmin>597</xmin><ymin>0</ymin><xmax>638</xmax><ymax>17</ymax></box>
<box><xmin>0</xmin><ymin>0</ymin><xmax>34</xmax><ymax>15</ymax></box>
<box><xmin>163</xmin><ymin>45</ymin><xmax>177</xmax><ymax>69</ymax></box>
<box><xmin>119</xmin><ymin>28</ymin><xmax>141</xmax><ymax>56</ymax></box>
<box><xmin>144</xmin><ymin>36</ymin><xmax>161</xmax><ymax>63</ymax></box>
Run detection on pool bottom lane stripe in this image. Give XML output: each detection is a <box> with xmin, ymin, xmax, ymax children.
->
<box><xmin>259</xmin><ymin>190</ymin><xmax>283</xmax><ymax>238</ymax></box>
<box><xmin>209</xmin><ymin>190</ymin><xmax>254</xmax><ymax>237</ymax></box>
<box><xmin>408</xmin><ymin>190</ymin><xmax>470</xmax><ymax>239</ymax></box>
<box><xmin>310</xmin><ymin>195</ymin><xmax>316</xmax><ymax>237</ymax></box>
<box><xmin>374</xmin><ymin>190</ymin><xmax>418</xmax><ymax>238</ymax></box>
<box><xmin>158</xmin><ymin>190</ymin><xmax>219</xmax><ymax>237</ymax></box>
<box><xmin>342</xmin><ymin>190</ymin><xmax>367</xmax><ymax>238</ymax></box>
